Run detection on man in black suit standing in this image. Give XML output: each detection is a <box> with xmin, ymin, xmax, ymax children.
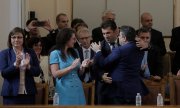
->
<box><xmin>92</xmin><ymin>20</ymin><xmax>120</xmax><ymax>105</ymax></box>
<box><xmin>92</xmin><ymin>10</ymin><xmax>116</xmax><ymax>43</ymax></box>
<box><xmin>46</xmin><ymin>13</ymin><xmax>69</xmax><ymax>53</ymax></box>
<box><xmin>170</xmin><ymin>26</ymin><xmax>180</xmax><ymax>75</ymax></box>
<box><xmin>137</xmin><ymin>12</ymin><xmax>166</xmax><ymax>56</ymax></box>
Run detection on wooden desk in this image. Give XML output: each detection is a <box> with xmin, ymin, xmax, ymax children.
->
<box><xmin>0</xmin><ymin>105</ymin><xmax>179</xmax><ymax>108</ymax></box>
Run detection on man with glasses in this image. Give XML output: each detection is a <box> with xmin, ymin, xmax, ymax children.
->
<box><xmin>76</xmin><ymin>27</ymin><xmax>95</xmax><ymax>84</ymax></box>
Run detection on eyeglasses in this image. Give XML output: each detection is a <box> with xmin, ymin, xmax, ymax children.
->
<box><xmin>11</xmin><ymin>36</ymin><xmax>23</xmax><ymax>39</ymax></box>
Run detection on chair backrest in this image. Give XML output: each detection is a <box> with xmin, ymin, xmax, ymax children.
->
<box><xmin>169</xmin><ymin>73</ymin><xmax>180</xmax><ymax>105</ymax></box>
<box><xmin>168</xmin><ymin>51</ymin><xmax>175</xmax><ymax>70</ymax></box>
<box><xmin>162</xmin><ymin>52</ymin><xmax>171</xmax><ymax>77</ymax></box>
<box><xmin>35</xmin><ymin>82</ymin><xmax>49</xmax><ymax>105</ymax></box>
<box><xmin>142</xmin><ymin>79</ymin><xmax>166</xmax><ymax>105</ymax></box>
<box><xmin>82</xmin><ymin>80</ymin><xmax>95</xmax><ymax>105</ymax></box>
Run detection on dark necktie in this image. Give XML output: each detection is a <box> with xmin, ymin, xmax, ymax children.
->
<box><xmin>110</xmin><ymin>42</ymin><xmax>116</xmax><ymax>49</ymax></box>
<box><xmin>84</xmin><ymin>49</ymin><xmax>89</xmax><ymax>59</ymax></box>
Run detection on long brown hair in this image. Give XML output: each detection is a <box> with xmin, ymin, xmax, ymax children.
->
<box><xmin>51</xmin><ymin>28</ymin><xmax>78</xmax><ymax>61</ymax></box>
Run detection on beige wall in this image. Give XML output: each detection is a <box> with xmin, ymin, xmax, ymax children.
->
<box><xmin>25</xmin><ymin>0</ymin><xmax>180</xmax><ymax>52</ymax></box>
<box><xmin>174</xmin><ymin>0</ymin><xmax>180</xmax><ymax>27</ymax></box>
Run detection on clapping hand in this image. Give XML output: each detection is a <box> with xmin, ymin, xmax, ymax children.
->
<box><xmin>89</xmin><ymin>59</ymin><xmax>94</xmax><ymax>66</ymax></box>
<box><xmin>81</xmin><ymin>59</ymin><xmax>91</xmax><ymax>68</ymax></box>
<box><xmin>70</xmin><ymin>58</ymin><xmax>80</xmax><ymax>69</ymax></box>
<box><xmin>91</xmin><ymin>42</ymin><xmax>101</xmax><ymax>53</ymax></box>
<box><xmin>24</xmin><ymin>53</ymin><xmax>31</xmax><ymax>69</ymax></box>
<box><xmin>15</xmin><ymin>51</ymin><xmax>23</xmax><ymax>68</ymax></box>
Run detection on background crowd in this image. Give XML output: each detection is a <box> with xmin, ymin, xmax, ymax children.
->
<box><xmin>0</xmin><ymin>10</ymin><xmax>179</xmax><ymax>105</ymax></box>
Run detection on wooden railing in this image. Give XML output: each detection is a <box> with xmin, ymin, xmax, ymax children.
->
<box><xmin>0</xmin><ymin>105</ymin><xmax>180</xmax><ymax>108</ymax></box>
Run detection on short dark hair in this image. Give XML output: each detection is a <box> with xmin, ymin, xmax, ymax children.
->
<box><xmin>101</xmin><ymin>20</ymin><xmax>117</xmax><ymax>31</ymax></box>
<box><xmin>27</xmin><ymin>37</ymin><xmax>42</xmax><ymax>48</ymax></box>
<box><xmin>71</xmin><ymin>18</ymin><xmax>85</xmax><ymax>28</ymax></box>
<box><xmin>120</xmin><ymin>25</ymin><xmax>136</xmax><ymax>42</ymax></box>
<box><xmin>56</xmin><ymin>13</ymin><xmax>67</xmax><ymax>24</ymax></box>
<box><xmin>137</xmin><ymin>27</ymin><xmax>150</xmax><ymax>35</ymax></box>
<box><xmin>26</xmin><ymin>18</ymin><xmax>38</xmax><ymax>26</ymax></box>
<box><xmin>8</xmin><ymin>27</ymin><xmax>26</xmax><ymax>48</ymax></box>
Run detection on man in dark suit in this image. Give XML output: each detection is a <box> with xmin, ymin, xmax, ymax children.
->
<box><xmin>92</xmin><ymin>10</ymin><xmax>116</xmax><ymax>43</ymax></box>
<box><xmin>76</xmin><ymin>27</ymin><xmax>95</xmax><ymax>83</ymax></box>
<box><xmin>138</xmin><ymin>28</ymin><xmax>163</xmax><ymax>80</ymax></box>
<box><xmin>137</xmin><ymin>12</ymin><xmax>166</xmax><ymax>56</ymax></box>
<box><xmin>170</xmin><ymin>26</ymin><xmax>180</xmax><ymax>75</ymax></box>
<box><xmin>91</xmin><ymin>26</ymin><xmax>149</xmax><ymax>105</ymax></box>
<box><xmin>46</xmin><ymin>13</ymin><xmax>69</xmax><ymax>53</ymax></box>
<box><xmin>92</xmin><ymin>20</ymin><xmax>120</xmax><ymax>104</ymax></box>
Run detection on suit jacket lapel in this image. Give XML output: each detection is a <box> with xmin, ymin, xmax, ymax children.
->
<box><xmin>9</xmin><ymin>48</ymin><xmax>16</xmax><ymax>64</ymax></box>
<box><xmin>90</xmin><ymin>49</ymin><xmax>95</xmax><ymax>59</ymax></box>
<box><xmin>78</xmin><ymin>47</ymin><xmax>84</xmax><ymax>62</ymax></box>
<box><xmin>101</xmin><ymin>40</ymin><xmax>111</xmax><ymax>57</ymax></box>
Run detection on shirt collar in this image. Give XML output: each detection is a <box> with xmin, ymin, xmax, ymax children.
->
<box><xmin>82</xmin><ymin>47</ymin><xmax>90</xmax><ymax>52</ymax></box>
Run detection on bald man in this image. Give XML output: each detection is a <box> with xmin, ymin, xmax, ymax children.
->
<box><xmin>137</xmin><ymin>12</ymin><xmax>166</xmax><ymax>56</ymax></box>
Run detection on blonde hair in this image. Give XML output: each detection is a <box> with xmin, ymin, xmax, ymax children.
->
<box><xmin>76</xmin><ymin>27</ymin><xmax>92</xmax><ymax>39</ymax></box>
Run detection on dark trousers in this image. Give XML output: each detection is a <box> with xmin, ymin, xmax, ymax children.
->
<box><xmin>95</xmin><ymin>81</ymin><xmax>103</xmax><ymax>105</ymax></box>
<box><xmin>3</xmin><ymin>94</ymin><xmax>35</xmax><ymax>105</ymax></box>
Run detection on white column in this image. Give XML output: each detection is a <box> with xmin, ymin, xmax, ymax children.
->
<box><xmin>174</xmin><ymin>0</ymin><xmax>180</xmax><ymax>27</ymax></box>
<box><xmin>9</xmin><ymin>0</ymin><xmax>22</xmax><ymax>29</ymax></box>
